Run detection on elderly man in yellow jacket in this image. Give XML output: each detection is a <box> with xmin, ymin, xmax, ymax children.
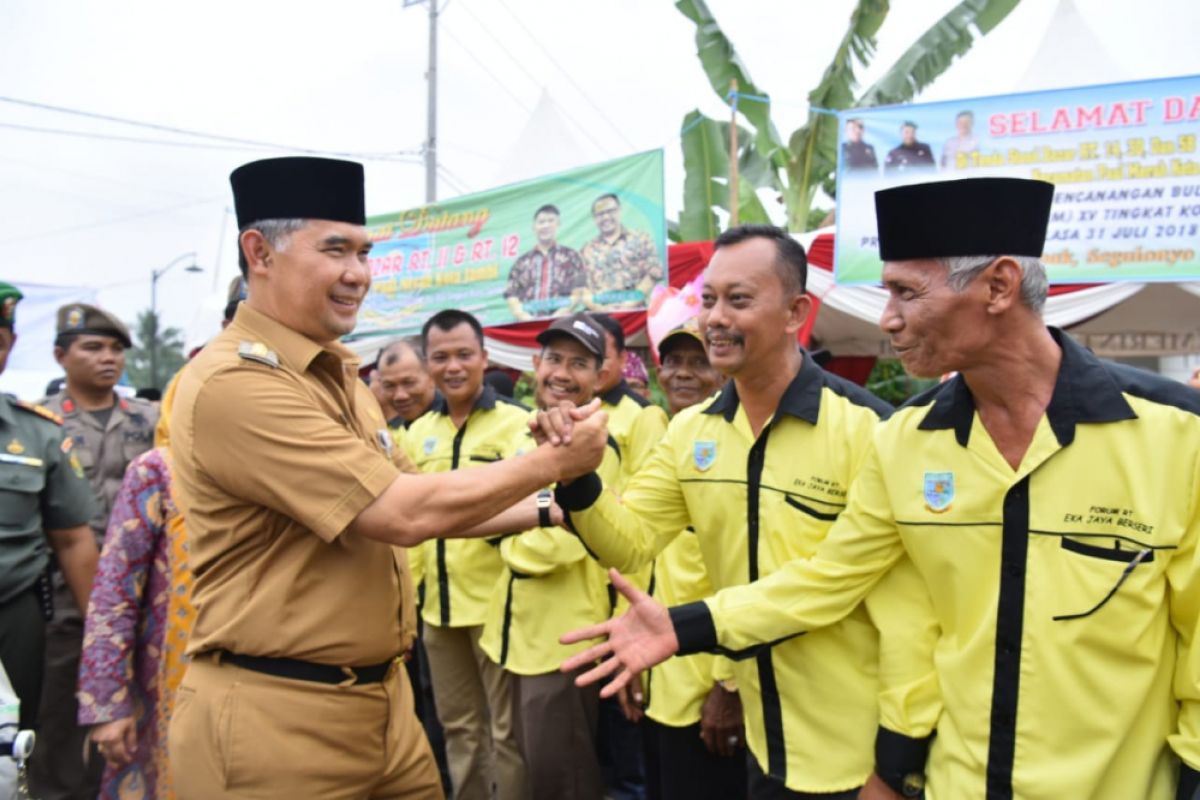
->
<box><xmin>563</xmin><ymin>177</ymin><xmax>1200</xmax><ymax>800</ymax></box>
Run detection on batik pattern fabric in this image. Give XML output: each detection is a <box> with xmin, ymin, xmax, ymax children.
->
<box><xmin>581</xmin><ymin>227</ymin><xmax>663</xmax><ymax>305</ymax></box>
<box><xmin>77</xmin><ymin>447</ymin><xmax>193</xmax><ymax>799</ymax></box>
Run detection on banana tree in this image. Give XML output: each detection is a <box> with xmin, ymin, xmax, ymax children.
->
<box><xmin>676</xmin><ymin>0</ymin><xmax>1023</xmax><ymax>235</ymax></box>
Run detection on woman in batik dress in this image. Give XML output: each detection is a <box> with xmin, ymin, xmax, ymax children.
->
<box><xmin>77</xmin><ymin>446</ymin><xmax>195</xmax><ymax>799</ymax></box>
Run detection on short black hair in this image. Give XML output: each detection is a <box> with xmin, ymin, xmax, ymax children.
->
<box><xmin>590</xmin><ymin>313</ymin><xmax>625</xmax><ymax>353</ymax></box>
<box><xmin>591</xmin><ymin>193</ymin><xmax>620</xmax><ymax>213</ymax></box>
<box><xmin>956</xmin><ymin>110</ymin><xmax>974</xmax><ymax>120</ymax></box>
<box><xmin>377</xmin><ymin>337</ymin><xmax>424</xmax><ymax>369</ymax></box>
<box><xmin>135</xmin><ymin>387</ymin><xmax>162</xmax><ymax>402</ymax></box>
<box><xmin>714</xmin><ymin>224</ymin><xmax>807</xmax><ymax>296</ymax></box>
<box><xmin>534</xmin><ymin>204</ymin><xmax>560</xmax><ymax>219</ymax></box>
<box><xmin>422</xmin><ymin>309</ymin><xmax>485</xmax><ymax>352</ymax></box>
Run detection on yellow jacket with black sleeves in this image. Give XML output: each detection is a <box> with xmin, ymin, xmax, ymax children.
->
<box><xmin>479</xmin><ymin>420</ymin><xmax>619</xmax><ymax>675</ymax></box>
<box><xmin>401</xmin><ymin>385</ymin><xmax>530</xmax><ymax>628</ymax></box>
<box><xmin>671</xmin><ymin>330</ymin><xmax>1200</xmax><ymax>800</ymax></box>
<box><xmin>557</xmin><ymin>354</ymin><xmax>934</xmax><ymax>793</ymax></box>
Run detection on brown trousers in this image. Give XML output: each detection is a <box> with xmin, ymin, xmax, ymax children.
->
<box><xmin>512</xmin><ymin>668</ymin><xmax>603</xmax><ymax>800</ymax></box>
<box><xmin>168</xmin><ymin>656</ymin><xmax>442</xmax><ymax>799</ymax></box>
<box><xmin>422</xmin><ymin>623</ymin><xmax>525</xmax><ymax>800</ymax></box>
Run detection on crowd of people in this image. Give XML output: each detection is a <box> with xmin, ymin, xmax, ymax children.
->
<box><xmin>0</xmin><ymin>155</ymin><xmax>1198</xmax><ymax>800</ymax></box>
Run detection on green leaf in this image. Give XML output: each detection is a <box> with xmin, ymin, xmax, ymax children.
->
<box><xmin>785</xmin><ymin>0</ymin><xmax>890</xmax><ymax>230</ymax></box>
<box><xmin>675</xmin><ymin>0</ymin><xmax>789</xmax><ymax>169</ymax></box>
<box><xmin>857</xmin><ymin>0</ymin><xmax>1022</xmax><ymax>108</ymax></box>
<box><xmin>679</xmin><ymin>110</ymin><xmax>725</xmax><ymax>242</ymax></box>
<box><xmin>679</xmin><ymin>110</ymin><xmax>779</xmax><ymax>241</ymax></box>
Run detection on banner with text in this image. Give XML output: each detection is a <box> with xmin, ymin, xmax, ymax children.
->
<box><xmin>835</xmin><ymin>74</ymin><xmax>1200</xmax><ymax>284</ymax></box>
<box><xmin>354</xmin><ymin>150</ymin><xmax>666</xmax><ymax>339</ymax></box>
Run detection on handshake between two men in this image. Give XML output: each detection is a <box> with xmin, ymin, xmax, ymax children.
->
<box><xmin>528</xmin><ymin>398</ymin><xmax>680</xmax><ymax>695</ymax></box>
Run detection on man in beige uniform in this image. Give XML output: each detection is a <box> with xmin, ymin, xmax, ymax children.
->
<box><xmin>32</xmin><ymin>304</ymin><xmax>157</xmax><ymax>799</ymax></box>
<box><xmin>167</xmin><ymin>156</ymin><xmax>606</xmax><ymax>798</ymax></box>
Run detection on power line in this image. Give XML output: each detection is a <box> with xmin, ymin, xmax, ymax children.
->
<box><xmin>440</xmin><ymin>24</ymin><xmax>535</xmax><ymax>114</ymax></box>
<box><xmin>492</xmin><ymin>0</ymin><xmax>638</xmax><ymax>150</ymax></box>
<box><xmin>0</xmin><ymin>95</ymin><xmax>424</xmax><ymax>161</ymax></box>
<box><xmin>0</xmin><ymin>196</ymin><xmax>223</xmax><ymax>247</ymax></box>
<box><xmin>437</xmin><ymin>164</ymin><xmax>474</xmax><ymax>195</ymax></box>
<box><xmin>0</xmin><ymin>121</ymin><xmax>281</xmax><ymax>153</ymax></box>
<box><xmin>450</xmin><ymin>4</ymin><xmax>612</xmax><ymax>157</ymax></box>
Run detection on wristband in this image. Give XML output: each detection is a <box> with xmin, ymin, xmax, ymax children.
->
<box><xmin>537</xmin><ymin>489</ymin><xmax>553</xmax><ymax>528</ymax></box>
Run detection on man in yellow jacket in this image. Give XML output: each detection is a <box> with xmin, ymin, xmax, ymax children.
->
<box><xmin>480</xmin><ymin>313</ymin><xmax>616</xmax><ymax>800</ymax></box>
<box><xmin>547</xmin><ymin>226</ymin><xmax>936</xmax><ymax>798</ymax></box>
<box><xmin>401</xmin><ymin>309</ymin><xmax>531</xmax><ymax>800</ymax></box>
<box><xmin>563</xmin><ymin>177</ymin><xmax>1200</xmax><ymax>800</ymax></box>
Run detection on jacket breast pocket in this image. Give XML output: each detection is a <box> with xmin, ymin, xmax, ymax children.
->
<box><xmin>1053</xmin><ymin>537</ymin><xmax>1156</xmax><ymax>622</ymax></box>
<box><xmin>783</xmin><ymin>493</ymin><xmax>841</xmax><ymax>522</ymax></box>
<box><xmin>0</xmin><ymin>463</ymin><xmax>45</xmax><ymax>527</ymax></box>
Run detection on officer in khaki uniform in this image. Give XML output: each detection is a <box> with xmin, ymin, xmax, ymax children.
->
<box><xmin>31</xmin><ymin>303</ymin><xmax>157</xmax><ymax>799</ymax></box>
<box><xmin>166</xmin><ymin>156</ymin><xmax>607</xmax><ymax>799</ymax></box>
<box><xmin>0</xmin><ymin>284</ymin><xmax>97</xmax><ymax>733</ymax></box>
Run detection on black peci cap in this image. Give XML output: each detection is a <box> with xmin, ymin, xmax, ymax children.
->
<box><xmin>230</xmin><ymin>157</ymin><xmax>366</xmax><ymax>228</ymax></box>
<box><xmin>874</xmin><ymin>177</ymin><xmax>1054</xmax><ymax>261</ymax></box>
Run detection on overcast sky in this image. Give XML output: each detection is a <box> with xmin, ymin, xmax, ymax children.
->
<box><xmin>3</xmin><ymin>0</ymin><xmax>1199</xmax><ymax>350</ymax></box>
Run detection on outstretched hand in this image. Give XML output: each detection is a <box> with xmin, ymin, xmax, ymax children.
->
<box><xmin>560</xmin><ymin>568</ymin><xmax>680</xmax><ymax>698</ymax></box>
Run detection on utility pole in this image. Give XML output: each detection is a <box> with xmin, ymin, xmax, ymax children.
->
<box><xmin>426</xmin><ymin>0</ymin><xmax>438</xmax><ymax>202</ymax></box>
<box><xmin>406</xmin><ymin>0</ymin><xmax>439</xmax><ymax>203</ymax></box>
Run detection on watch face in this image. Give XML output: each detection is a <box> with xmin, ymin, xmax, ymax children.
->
<box><xmin>902</xmin><ymin>774</ymin><xmax>925</xmax><ymax>796</ymax></box>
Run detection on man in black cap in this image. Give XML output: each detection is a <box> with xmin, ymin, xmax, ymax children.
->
<box><xmin>32</xmin><ymin>303</ymin><xmax>157</xmax><ymax>799</ymax></box>
<box><xmin>884</xmin><ymin>122</ymin><xmax>934</xmax><ymax>174</ymax></box>
<box><xmin>166</xmin><ymin>156</ymin><xmax>606</xmax><ymax>797</ymax></box>
<box><xmin>561</xmin><ymin>177</ymin><xmax>1200</xmax><ymax>800</ymax></box>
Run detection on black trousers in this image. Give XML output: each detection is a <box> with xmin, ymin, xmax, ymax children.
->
<box><xmin>643</xmin><ymin>717</ymin><xmax>747</xmax><ymax>800</ymax></box>
<box><xmin>747</xmin><ymin>753</ymin><xmax>861</xmax><ymax>800</ymax></box>
<box><xmin>0</xmin><ymin>588</ymin><xmax>45</xmax><ymax>729</ymax></box>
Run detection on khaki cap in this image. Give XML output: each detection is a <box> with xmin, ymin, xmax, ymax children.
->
<box><xmin>56</xmin><ymin>303</ymin><xmax>132</xmax><ymax>348</ymax></box>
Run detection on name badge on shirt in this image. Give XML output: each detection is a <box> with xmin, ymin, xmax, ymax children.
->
<box><xmin>924</xmin><ymin>471</ymin><xmax>954</xmax><ymax>513</ymax></box>
<box><xmin>376</xmin><ymin>429</ymin><xmax>394</xmax><ymax>457</ymax></box>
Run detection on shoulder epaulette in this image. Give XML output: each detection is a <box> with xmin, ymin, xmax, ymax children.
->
<box><xmin>238</xmin><ymin>341</ymin><xmax>280</xmax><ymax>368</ymax></box>
<box><xmin>13</xmin><ymin>399</ymin><xmax>63</xmax><ymax>425</ymax></box>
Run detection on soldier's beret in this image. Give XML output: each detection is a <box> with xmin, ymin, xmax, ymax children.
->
<box><xmin>0</xmin><ymin>282</ymin><xmax>22</xmax><ymax>331</ymax></box>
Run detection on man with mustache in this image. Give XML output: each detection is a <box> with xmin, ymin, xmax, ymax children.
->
<box><xmin>165</xmin><ymin>156</ymin><xmax>606</xmax><ymax>797</ymax></box>
<box><xmin>32</xmin><ymin>303</ymin><xmax>157</xmax><ymax>799</ymax></box>
<box><xmin>542</xmin><ymin>225</ymin><xmax>932</xmax><ymax>798</ymax></box>
<box><xmin>563</xmin><ymin>178</ymin><xmax>1200</xmax><ymax>800</ymax></box>
<box><xmin>479</xmin><ymin>313</ymin><xmax>616</xmax><ymax>800</ymax></box>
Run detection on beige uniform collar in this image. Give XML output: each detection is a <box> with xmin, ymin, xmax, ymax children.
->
<box><xmin>228</xmin><ymin>303</ymin><xmax>362</xmax><ymax>376</ymax></box>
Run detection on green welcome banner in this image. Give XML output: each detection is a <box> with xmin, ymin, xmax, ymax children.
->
<box><xmin>352</xmin><ymin>150</ymin><xmax>666</xmax><ymax>339</ymax></box>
